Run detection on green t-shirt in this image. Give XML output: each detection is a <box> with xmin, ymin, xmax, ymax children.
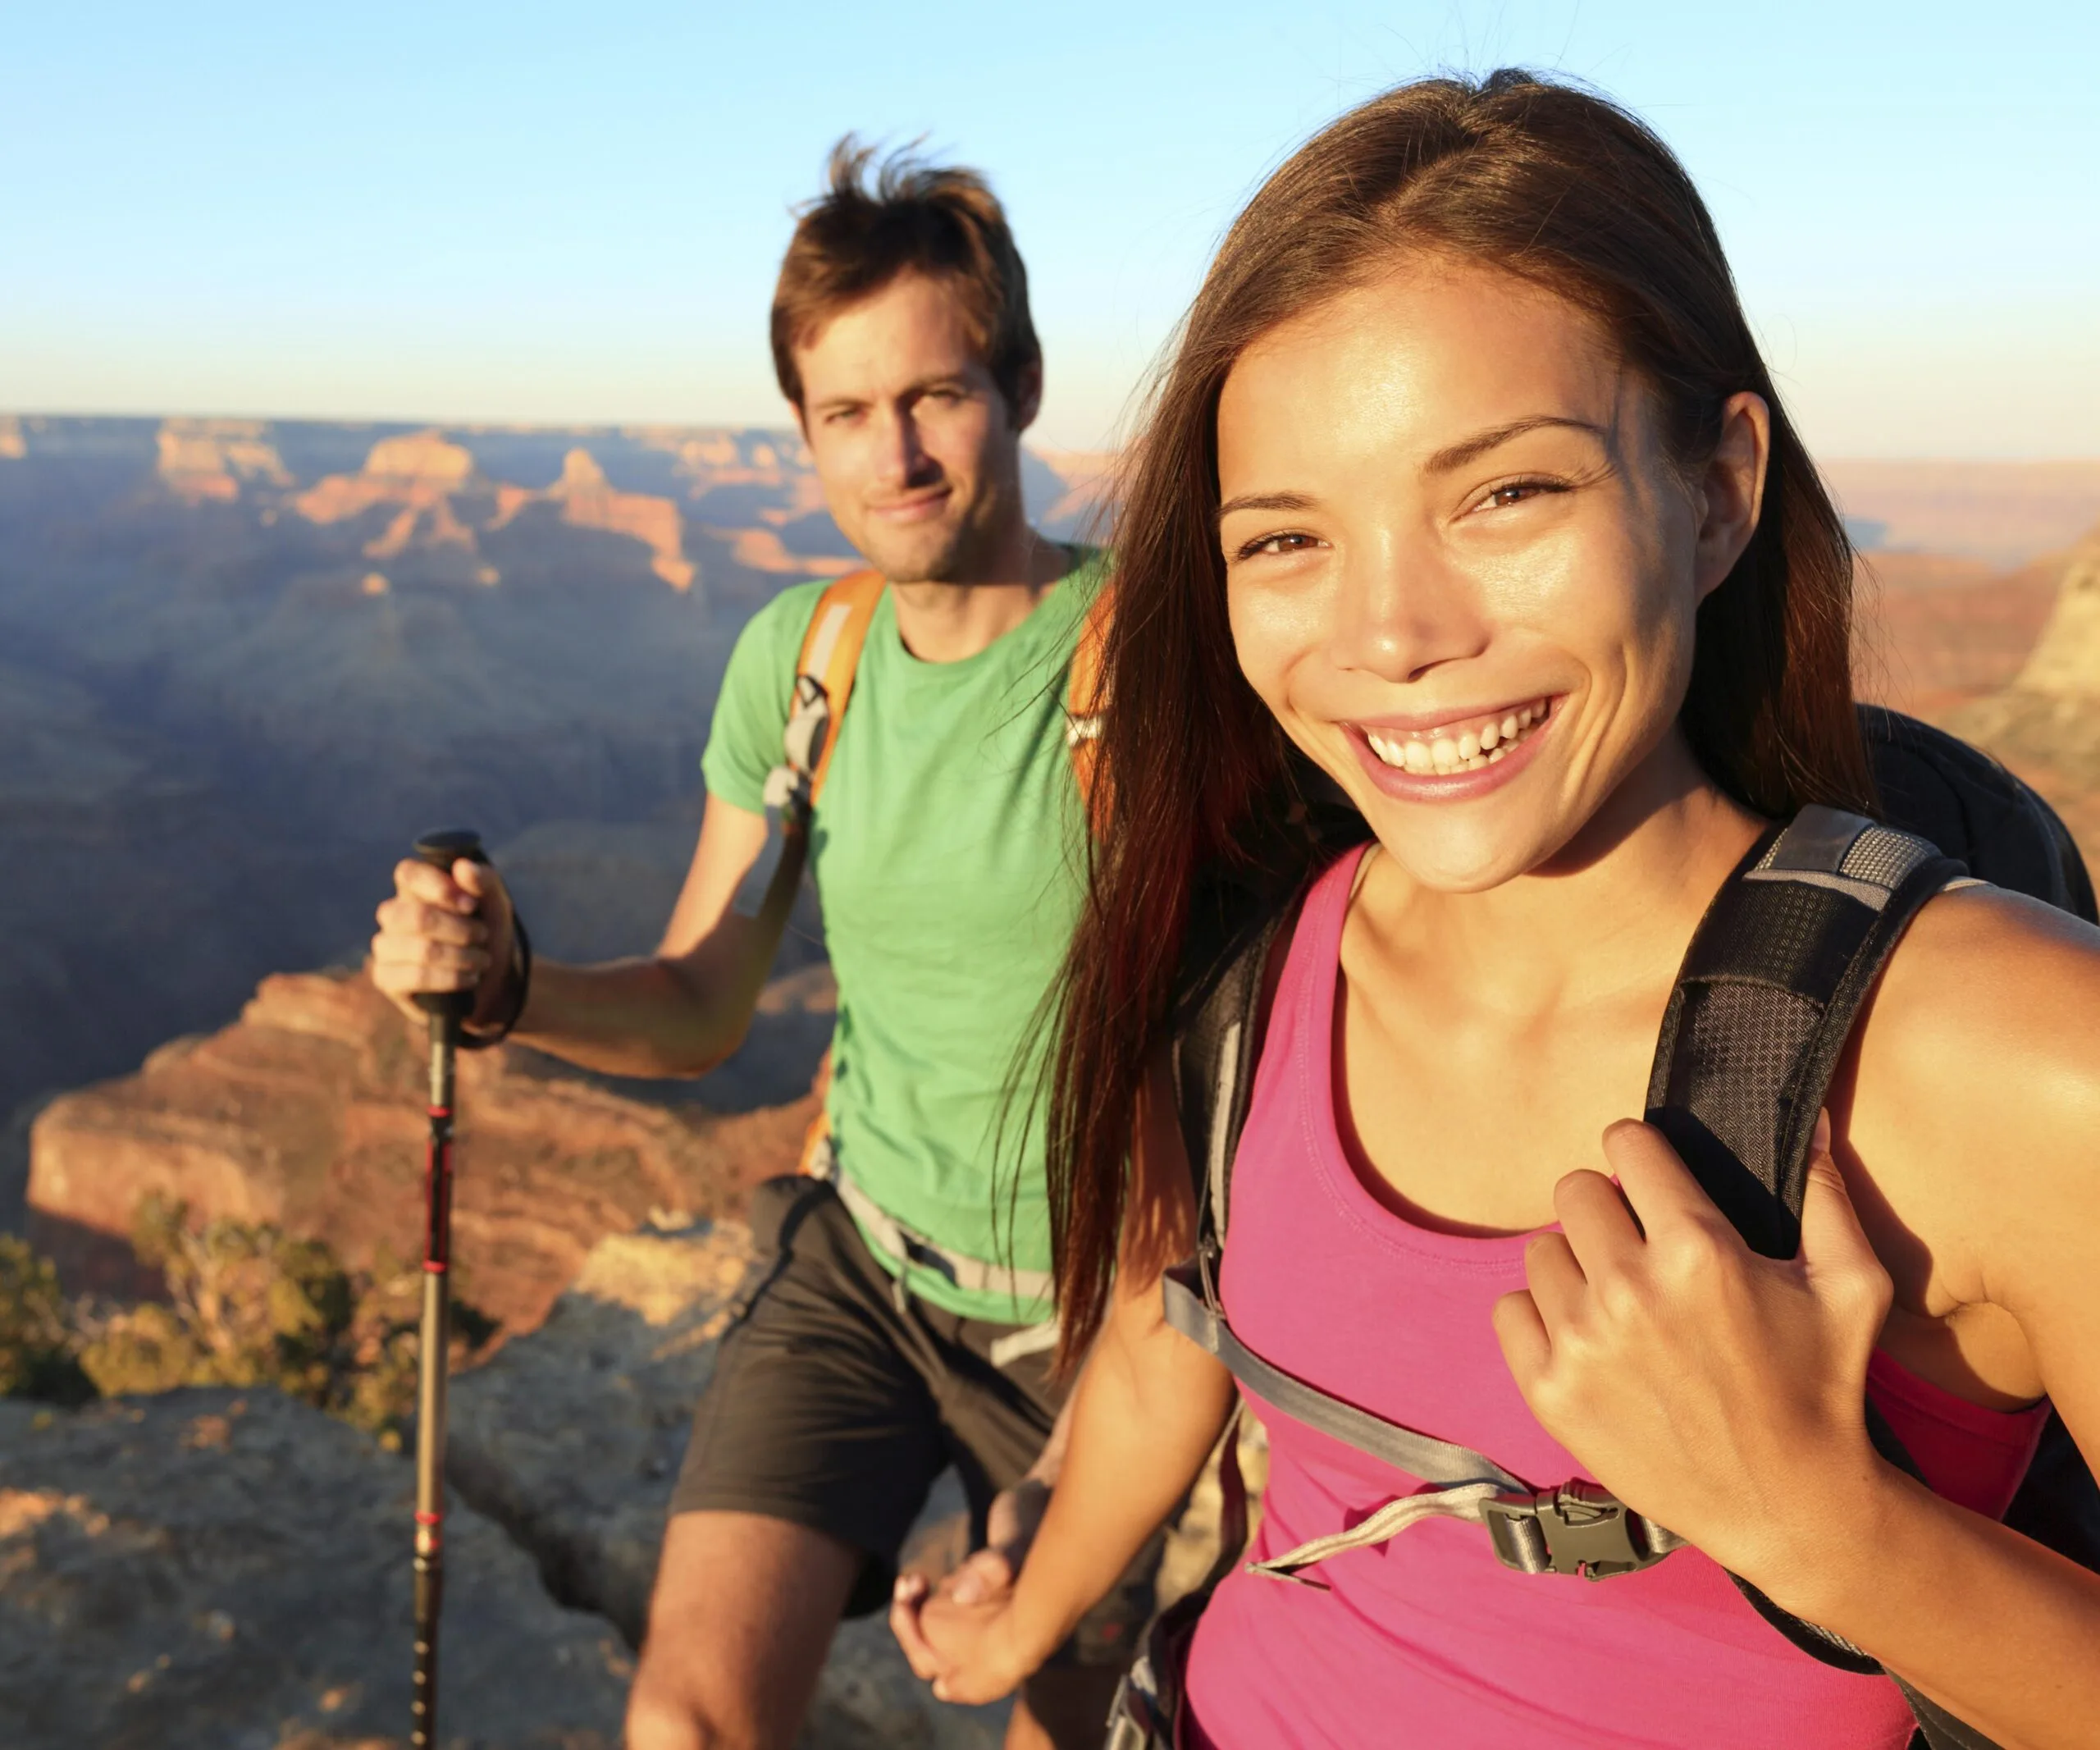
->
<box><xmin>701</xmin><ymin>551</ymin><xmax>1104</xmax><ymax>1322</ymax></box>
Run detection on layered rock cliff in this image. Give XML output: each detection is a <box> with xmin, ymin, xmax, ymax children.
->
<box><xmin>26</xmin><ymin>968</ymin><xmax>816</xmax><ymax>1332</ymax></box>
<box><xmin>0</xmin><ymin>417</ymin><xmax>838</xmax><ymax>1131</ymax></box>
<box><xmin>1946</xmin><ymin>523</ymin><xmax>2100</xmax><ymax>861</ymax></box>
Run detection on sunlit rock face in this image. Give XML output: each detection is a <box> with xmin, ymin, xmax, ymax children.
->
<box><xmin>25</xmin><ymin>965</ymin><xmax>820</xmax><ymax>1330</ymax></box>
<box><xmin>155</xmin><ymin>418</ymin><xmax>293</xmax><ymax>502</ymax></box>
<box><xmin>2001</xmin><ymin>529</ymin><xmax>2100</xmax><ymax>701</ymax></box>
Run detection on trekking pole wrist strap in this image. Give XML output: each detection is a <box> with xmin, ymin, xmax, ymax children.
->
<box><xmin>458</xmin><ymin>910</ymin><xmax>532</xmax><ymax>1051</ymax></box>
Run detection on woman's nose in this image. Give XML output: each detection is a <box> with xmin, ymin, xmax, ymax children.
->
<box><xmin>1327</xmin><ymin>537</ymin><xmax>1490</xmax><ymax>683</ymax></box>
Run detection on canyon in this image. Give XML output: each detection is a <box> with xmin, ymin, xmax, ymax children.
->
<box><xmin>0</xmin><ymin>415</ymin><xmax>1092</xmax><ymax>1172</ymax></box>
<box><xmin>5</xmin><ymin>412</ymin><xmax>2098</xmax><ymax>1747</ymax></box>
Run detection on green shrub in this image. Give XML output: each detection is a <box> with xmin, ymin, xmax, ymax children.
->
<box><xmin>17</xmin><ymin>1196</ymin><xmax>495</xmax><ymax>1447</ymax></box>
<box><xmin>0</xmin><ymin>1238</ymin><xmax>94</xmax><ymax>1403</ymax></box>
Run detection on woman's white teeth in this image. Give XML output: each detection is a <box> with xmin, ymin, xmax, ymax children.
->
<box><xmin>1363</xmin><ymin>701</ymin><xmax>1548</xmax><ymax>775</ymax></box>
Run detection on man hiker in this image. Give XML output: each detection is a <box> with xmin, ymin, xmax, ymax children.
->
<box><xmin>369</xmin><ymin>141</ymin><xmax>1148</xmax><ymax>1750</ymax></box>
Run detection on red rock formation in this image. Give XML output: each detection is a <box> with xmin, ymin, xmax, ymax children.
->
<box><xmin>717</xmin><ymin>526</ymin><xmax>861</xmax><ymax>578</ymax></box>
<box><xmin>297</xmin><ymin>433</ymin><xmax>700</xmax><ymax>589</ymax></box>
<box><xmin>155</xmin><ymin>419</ymin><xmax>291</xmax><ymax>503</ymax></box>
<box><xmin>492</xmin><ymin>449</ymin><xmax>696</xmax><ymax>590</ymax></box>
<box><xmin>27</xmin><ymin>969</ymin><xmax>815</xmax><ymax>1336</ymax></box>
<box><xmin>1853</xmin><ymin>549</ymin><xmax>2063</xmax><ymax>720</ymax></box>
<box><xmin>1944</xmin><ymin>523</ymin><xmax>2100</xmax><ymax>869</ymax></box>
<box><xmin>294</xmin><ymin>430</ymin><xmax>482</xmax><ymax>541</ymax></box>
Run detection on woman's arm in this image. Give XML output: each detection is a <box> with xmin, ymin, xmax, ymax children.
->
<box><xmin>892</xmin><ymin>1056</ymin><xmax>1237</xmax><ymax>1703</ymax></box>
<box><xmin>1495</xmin><ymin>886</ymin><xmax>2100</xmax><ymax>1750</ymax></box>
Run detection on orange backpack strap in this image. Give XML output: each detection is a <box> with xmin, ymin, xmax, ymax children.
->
<box><xmin>1065</xmin><ymin>580</ymin><xmax>1112</xmax><ymax>824</ymax></box>
<box><xmin>761</xmin><ymin>569</ymin><xmax>887</xmax><ymax>823</ymax></box>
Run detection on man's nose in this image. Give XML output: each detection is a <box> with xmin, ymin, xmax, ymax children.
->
<box><xmin>872</xmin><ymin>403</ymin><xmax>939</xmax><ymax>490</ymax></box>
<box><xmin>1328</xmin><ymin>532</ymin><xmax>1490</xmax><ymax>683</ymax></box>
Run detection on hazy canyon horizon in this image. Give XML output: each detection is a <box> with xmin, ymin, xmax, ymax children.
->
<box><xmin>7</xmin><ymin>409</ymin><xmax>2100</xmax><ymax>1746</ymax></box>
<box><xmin>2</xmin><ymin>407</ymin><xmax>2098</xmax><ymax>1212</ymax></box>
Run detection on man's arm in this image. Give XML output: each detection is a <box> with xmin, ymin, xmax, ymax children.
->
<box><xmin>370</xmin><ymin>793</ymin><xmax>806</xmax><ymax>1080</ymax></box>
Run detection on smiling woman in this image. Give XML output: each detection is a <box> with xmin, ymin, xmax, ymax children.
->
<box><xmin>884</xmin><ymin>68</ymin><xmax>2100</xmax><ymax>1750</ymax></box>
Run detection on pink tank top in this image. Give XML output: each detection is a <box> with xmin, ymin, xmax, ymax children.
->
<box><xmin>1183</xmin><ymin>847</ymin><xmax>2047</xmax><ymax>1750</ymax></box>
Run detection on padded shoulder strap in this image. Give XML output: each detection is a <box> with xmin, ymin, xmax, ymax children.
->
<box><xmin>789</xmin><ymin>569</ymin><xmax>885</xmax><ymax>810</ymax></box>
<box><xmin>1645</xmin><ymin>805</ymin><xmax>1965</xmax><ymax>1259</ymax></box>
<box><xmin>1065</xmin><ymin>580</ymin><xmax>1112</xmax><ymax>822</ymax></box>
<box><xmin>1646</xmin><ymin>807</ymin><xmax>2011</xmax><ymax>1749</ymax></box>
<box><xmin>1863</xmin><ymin>706</ymin><xmax>2097</xmax><ymax>924</ymax></box>
<box><xmin>1170</xmin><ymin>897</ymin><xmax>1292</xmax><ymax>1290</ymax></box>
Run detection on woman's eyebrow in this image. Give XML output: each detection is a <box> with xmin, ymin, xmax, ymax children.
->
<box><xmin>1425</xmin><ymin>414</ymin><xmax>1605</xmax><ymax>474</ymax></box>
<box><xmin>1215</xmin><ymin>489</ymin><xmax>1316</xmax><ymax>525</ymax></box>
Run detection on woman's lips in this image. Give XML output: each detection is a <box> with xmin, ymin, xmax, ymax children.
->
<box><xmin>1346</xmin><ymin>696</ymin><xmax>1560</xmax><ymax>801</ymax></box>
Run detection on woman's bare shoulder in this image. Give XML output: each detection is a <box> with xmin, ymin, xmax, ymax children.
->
<box><xmin>1868</xmin><ymin>881</ymin><xmax>2100</xmax><ymax>1091</ymax></box>
<box><xmin>1848</xmin><ymin>881</ymin><xmax>2100</xmax><ymax>1317</ymax></box>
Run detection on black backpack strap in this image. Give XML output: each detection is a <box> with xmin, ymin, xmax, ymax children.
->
<box><xmin>1863</xmin><ymin>706</ymin><xmax>2098</xmax><ymax>925</ymax></box>
<box><xmin>1646</xmin><ymin>804</ymin><xmax>1965</xmax><ymax>1260</ymax></box>
<box><xmin>1648</xmin><ymin>805</ymin><xmax>2002</xmax><ymax>1749</ymax></box>
<box><xmin>1169</xmin><ymin>890</ymin><xmax>1294</xmax><ymax>1303</ymax></box>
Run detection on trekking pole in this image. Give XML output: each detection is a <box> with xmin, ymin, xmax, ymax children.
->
<box><xmin>408</xmin><ymin>827</ymin><xmax>487</xmax><ymax>1750</ymax></box>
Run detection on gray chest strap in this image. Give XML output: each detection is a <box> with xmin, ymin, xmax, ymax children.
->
<box><xmin>1162</xmin><ymin>1267</ymin><xmax>1683</xmax><ymax>1583</ymax></box>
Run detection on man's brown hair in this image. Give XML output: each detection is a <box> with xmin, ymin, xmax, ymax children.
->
<box><xmin>771</xmin><ymin>138</ymin><xmax>1041</xmax><ymax>414</ymax></box>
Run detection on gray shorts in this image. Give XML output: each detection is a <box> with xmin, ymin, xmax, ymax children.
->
<box><xmin>672</xmin><ymin>1174</ymin><xmax>1161</xmax><ymax>1663</ymax></box>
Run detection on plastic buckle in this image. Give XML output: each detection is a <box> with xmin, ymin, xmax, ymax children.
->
<box><xmin>1481</xmin><ymin>1482</ymin><xmax>1664</xmax><ymax>1581</ymax></box>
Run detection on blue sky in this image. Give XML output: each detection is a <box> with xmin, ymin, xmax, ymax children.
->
<box><xmin>6</xmin><ymin>1</ymin><xmax>2097</xmax><ymax>457</ymax></box>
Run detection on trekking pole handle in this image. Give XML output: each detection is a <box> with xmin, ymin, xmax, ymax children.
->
<box><xmin>412</xmin><ymin>829</ymin><xmax>488</xmax><ymax>1022</ymax></box>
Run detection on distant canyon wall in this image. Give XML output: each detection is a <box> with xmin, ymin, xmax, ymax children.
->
<box><xmin>0</xmin><ymin>415</ymin><xmax>1095</xmax><ymax>1162</ymax></box>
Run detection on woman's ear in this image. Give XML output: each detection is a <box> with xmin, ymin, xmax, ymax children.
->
<box><xmin>1691</xmin><ymin>391</ymin><xmax>1771</xmax><ymax>602</ymax></box>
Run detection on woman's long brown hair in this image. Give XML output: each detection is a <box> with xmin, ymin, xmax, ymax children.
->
<box><xmin>1043</xmin><ymin>70</ymin><xmax>1875</xmax><ymax>1366</ymax></box>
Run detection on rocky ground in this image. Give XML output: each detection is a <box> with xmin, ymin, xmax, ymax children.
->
<box><xmin>0</xmin><ymin>1388</ymin><xmax>632</xmax><ymax>1748</ymax></box>
<box><xmin>0</xmin><ymin>1219</ymin><xmax>1020</xmax><ymax>1750</ymax></box>
<box><xmin>446</xmin><ymin>1219</ymin><xmax>1012</xmax><ymax>1750</ymax></box>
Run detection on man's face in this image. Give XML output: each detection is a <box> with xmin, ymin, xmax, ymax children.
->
<box><xmin>794</xmin><ymin>272</ymin><xmax>1038</xmax><ymax>586</ymax></box>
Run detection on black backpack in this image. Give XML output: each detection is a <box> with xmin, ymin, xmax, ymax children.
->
<box><xmin>1150</xmin><ymin>706</ymin><xmax>2099</xmax><ymax>1750</ymax></box>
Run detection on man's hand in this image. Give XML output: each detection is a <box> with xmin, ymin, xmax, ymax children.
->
<box><xmin>370</xmin><ymin>855</ymin><xmax>517</xmax><ymax>1030</ymax></box>
<box><xmin>889</xmin><ymin>1475</ymin><xmax>1048</xmax><ymax>1700</ymax></box>
<box><xmin>889</xmin><ymin>1571</ymin><xmax>1031</xmax><ymax>1706</ymax></box>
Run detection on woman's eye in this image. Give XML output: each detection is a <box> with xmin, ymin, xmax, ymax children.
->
<box><xmin>1237</xmin><ymin>532</ymin><xmax>1323</xmax><ymax>560</ymax></box>
<box><xmin>1472</xmin><ymin>478</ymin><xmax>1563</xmax><ymax>513</ymax></box>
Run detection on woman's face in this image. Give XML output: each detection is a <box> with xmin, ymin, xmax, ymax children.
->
<box><xmin>1217</xmin><ymin>257</ymin><xmax>1766</xmax><ymax>892</ymax></box>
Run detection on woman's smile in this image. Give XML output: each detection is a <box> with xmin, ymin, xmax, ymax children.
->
<box><xmin>1346</xmin><ymin>694</ymin><xmax>1561</xmax><ymax>800</ymax></box>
